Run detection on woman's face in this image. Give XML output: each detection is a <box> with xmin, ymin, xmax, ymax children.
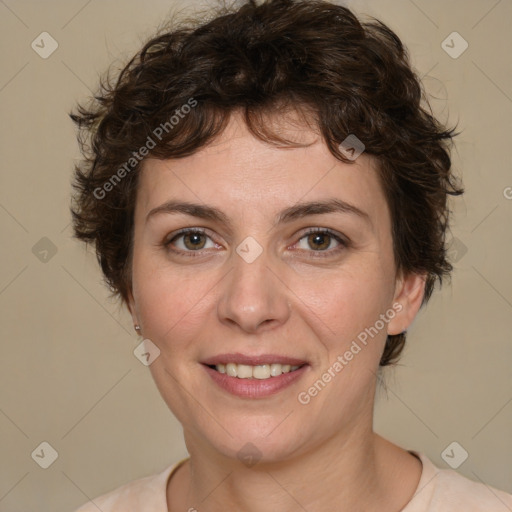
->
<box><xmin>128</xmin><ymin>113</ymin><xmax>424</xmax><ymax>463</ymax></box>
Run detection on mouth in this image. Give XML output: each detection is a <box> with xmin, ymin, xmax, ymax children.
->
<box><xmin>201</xmin><ymin>353</ymin><xmax>309</xmax><ymax>398</ymax></box>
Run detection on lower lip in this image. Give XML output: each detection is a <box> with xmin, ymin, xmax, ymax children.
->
<box><xmin>203</xmin><ymin>364</ymin><xmax>308</xmax><ymax>398</ymax></box>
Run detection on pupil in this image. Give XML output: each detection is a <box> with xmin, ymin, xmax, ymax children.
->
<box><xmin>185</xmin><ymin>233</ymin><xmax>205</xmax><ymax>249</ymax></box>
<box><xmin>309</xmin><ymin>233</ymin><xmax>329</xmax><ymax>250</ymax></box>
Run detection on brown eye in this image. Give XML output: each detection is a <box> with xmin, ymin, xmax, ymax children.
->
<box><xmin>306</xmin><ymin>232</ymin><xmax>332</xmax><ymax>251</ymax></box>
<box><xmin>295</xmin><ymin>229</ymin><xmax>348</xmax><ymax>256</ymax></box>
<box><xmin>165</xmin><ymin>229</ymin><xmax>216</xmax><ymax>253</ymax></box>
<box><xmin>182</xmin><ymin>232</ymin><xmax>207</xmax><ymax>250</ymax></box>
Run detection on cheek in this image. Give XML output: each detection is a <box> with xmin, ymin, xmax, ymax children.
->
<box><xmin>131</xmin><ymin>259</ymin><xmax>219</xmax><ymax>423</ymax></box>
<box><xmin>292</xmin><ymin>267</ymin><xmax>393</xmax><ymax>417</ymax></box>
<box><xmin>292</xmin><ymin>261</ymin><xmax>394</xmax><ymax>345</ymax></box>
<box><xmin>131</xmin><ymin>253</ymin><xmax>219</xmax><ymax>351</ymax></box>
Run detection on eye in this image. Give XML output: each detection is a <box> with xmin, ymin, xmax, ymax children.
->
<box><xmin>294</xmin><ymin>228</ymin><xmax>347</xmax><ymax>255</ymax></box>
<box><xmin>164</xmin><ymin>228</ymin><xmax>218</xmax><ymax>253</ymax></box>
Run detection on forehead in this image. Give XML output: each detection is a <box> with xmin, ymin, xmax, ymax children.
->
<box><xmin>136</xmin><ymin>113</ymin><xmax>389</xmax><ymax>226</ymax></box>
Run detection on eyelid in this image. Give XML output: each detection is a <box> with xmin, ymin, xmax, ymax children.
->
<box><xmin>296</xmin><ymin>226</ymin><xmax>347</xmax><ymax>241</ymax></box>
<box><xmin>163</xmin><ymin>227</ymin><xmax>220</xmax><ymax>249</ymax></box>
<box><xmin>164</xmin><ymin>226</ymin><xmax>210</xmax><ymax>244</ymax></box>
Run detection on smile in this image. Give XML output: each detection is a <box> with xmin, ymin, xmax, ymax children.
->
<box><xmin>201</xmin><ymin>354</ymin><xmax>309</xmax><ymax>398</ymax></box>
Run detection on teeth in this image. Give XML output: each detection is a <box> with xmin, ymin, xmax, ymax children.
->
<box><xmin>226</xmin><ymin>363</ymin><xmax>237</xmax><ymax>377</ymax></box>
<box><xmin>214</xmin><ymin>362</ymin><xmax>301</xmax><ymax>379</ymax></box>
<box><xmin>253</xmin><ymin>364</ymin><xmax>270</xmax><ymax>379</ymax></box>
<box><xmin>237</xmin><ymin>364</ymin><xmax>253</xmax><ymax>379</ymax></box>
<box><xmin>270</xmin><ymin>363</ymin><xmax>282</xmax><ymax>377</ymax></box>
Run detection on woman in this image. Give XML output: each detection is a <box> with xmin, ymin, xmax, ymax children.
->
<box><xmin>71</xmin><ymin>0</ymin><xmax>512</xmax><ymax>510</ymax></box>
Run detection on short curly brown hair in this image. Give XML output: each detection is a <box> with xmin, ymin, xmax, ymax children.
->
<box><xmin>70</xmin><ymin>0</ymin><xmax>463</xmax><ymax>366</ymax></box>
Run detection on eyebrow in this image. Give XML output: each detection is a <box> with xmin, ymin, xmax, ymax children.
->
<box><xmin>146</xmin><ymin>198</ymin><xmax>371</xmax><ymax>227</ymax></box>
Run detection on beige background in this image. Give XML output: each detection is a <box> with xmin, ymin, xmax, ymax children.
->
<box><xmin>0</xmin><ymin>0</ymin><xmax>511</xmax><ymax>510</ymax></box>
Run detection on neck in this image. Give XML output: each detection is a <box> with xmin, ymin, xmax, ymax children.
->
<box><xmin>169</xmin><ymin>425</ymin><xmax>420</xmax><ymax>512</ymax></box>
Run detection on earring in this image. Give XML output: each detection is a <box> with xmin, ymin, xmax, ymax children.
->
<box><xmin>134</xmin><ymin>325</ymin><xmax>141</xmax><ymax>333</ymax></box>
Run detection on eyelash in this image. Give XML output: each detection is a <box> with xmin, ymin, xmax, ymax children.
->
<box><xmin>163</xmin><ymin>227</ymin><xmax>349</xmax><ymax>258</ymax></box>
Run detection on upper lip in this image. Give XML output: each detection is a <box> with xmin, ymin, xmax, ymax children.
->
<box><xmin>202</xmin><ymin>353</ymin><xmax>308</xmax><ymax>366</ymax></box>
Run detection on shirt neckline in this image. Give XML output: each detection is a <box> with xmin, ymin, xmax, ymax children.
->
<box><xmin>161</xmin><ymin>450</ymin><xmax>436</xmax><ymax>512</ymax></box>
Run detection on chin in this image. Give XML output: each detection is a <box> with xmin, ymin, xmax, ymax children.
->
<box><xmin>199</xmin><ymin>417</ymin><xmax>307</xmax><ymax>466</ymax></box>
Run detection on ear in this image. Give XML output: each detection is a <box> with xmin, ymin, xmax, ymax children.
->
<box><xmin>387</xmin><ymin>271</ymin><xmax>426</xmax><ymax>335</ymax></box>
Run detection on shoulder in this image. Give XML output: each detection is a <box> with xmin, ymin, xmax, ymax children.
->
<box><xmin>73</xmin><ymin>460</ymin><xmax>185</xmax><ymax>512</ymax></box>
<box><xmin>429</xmin><ymin>466</ymin><xmax>512</xmax><ymax>510</ymax></box>
<box><xmin>406</xmin><ymin>451</ymin><xmax>512</xmax><ymax>512</ymax></box>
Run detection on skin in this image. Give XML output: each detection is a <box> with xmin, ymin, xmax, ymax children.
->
<box><xmin>128</xmin><ymin>111</ymin><xmax>426</xmax><ymax>512</ymax></box>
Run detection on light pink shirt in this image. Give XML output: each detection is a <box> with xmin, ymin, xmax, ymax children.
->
<box><xmin>74</xmin><ymin>451</ymin><xmax>512</xmax><ymax>511</ymax></box>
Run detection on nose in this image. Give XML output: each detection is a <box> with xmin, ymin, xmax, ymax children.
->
<box><xmin>217</xmin><ymin>247</ymin><xmax>291</xmax><ymax>333</ymax></box>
